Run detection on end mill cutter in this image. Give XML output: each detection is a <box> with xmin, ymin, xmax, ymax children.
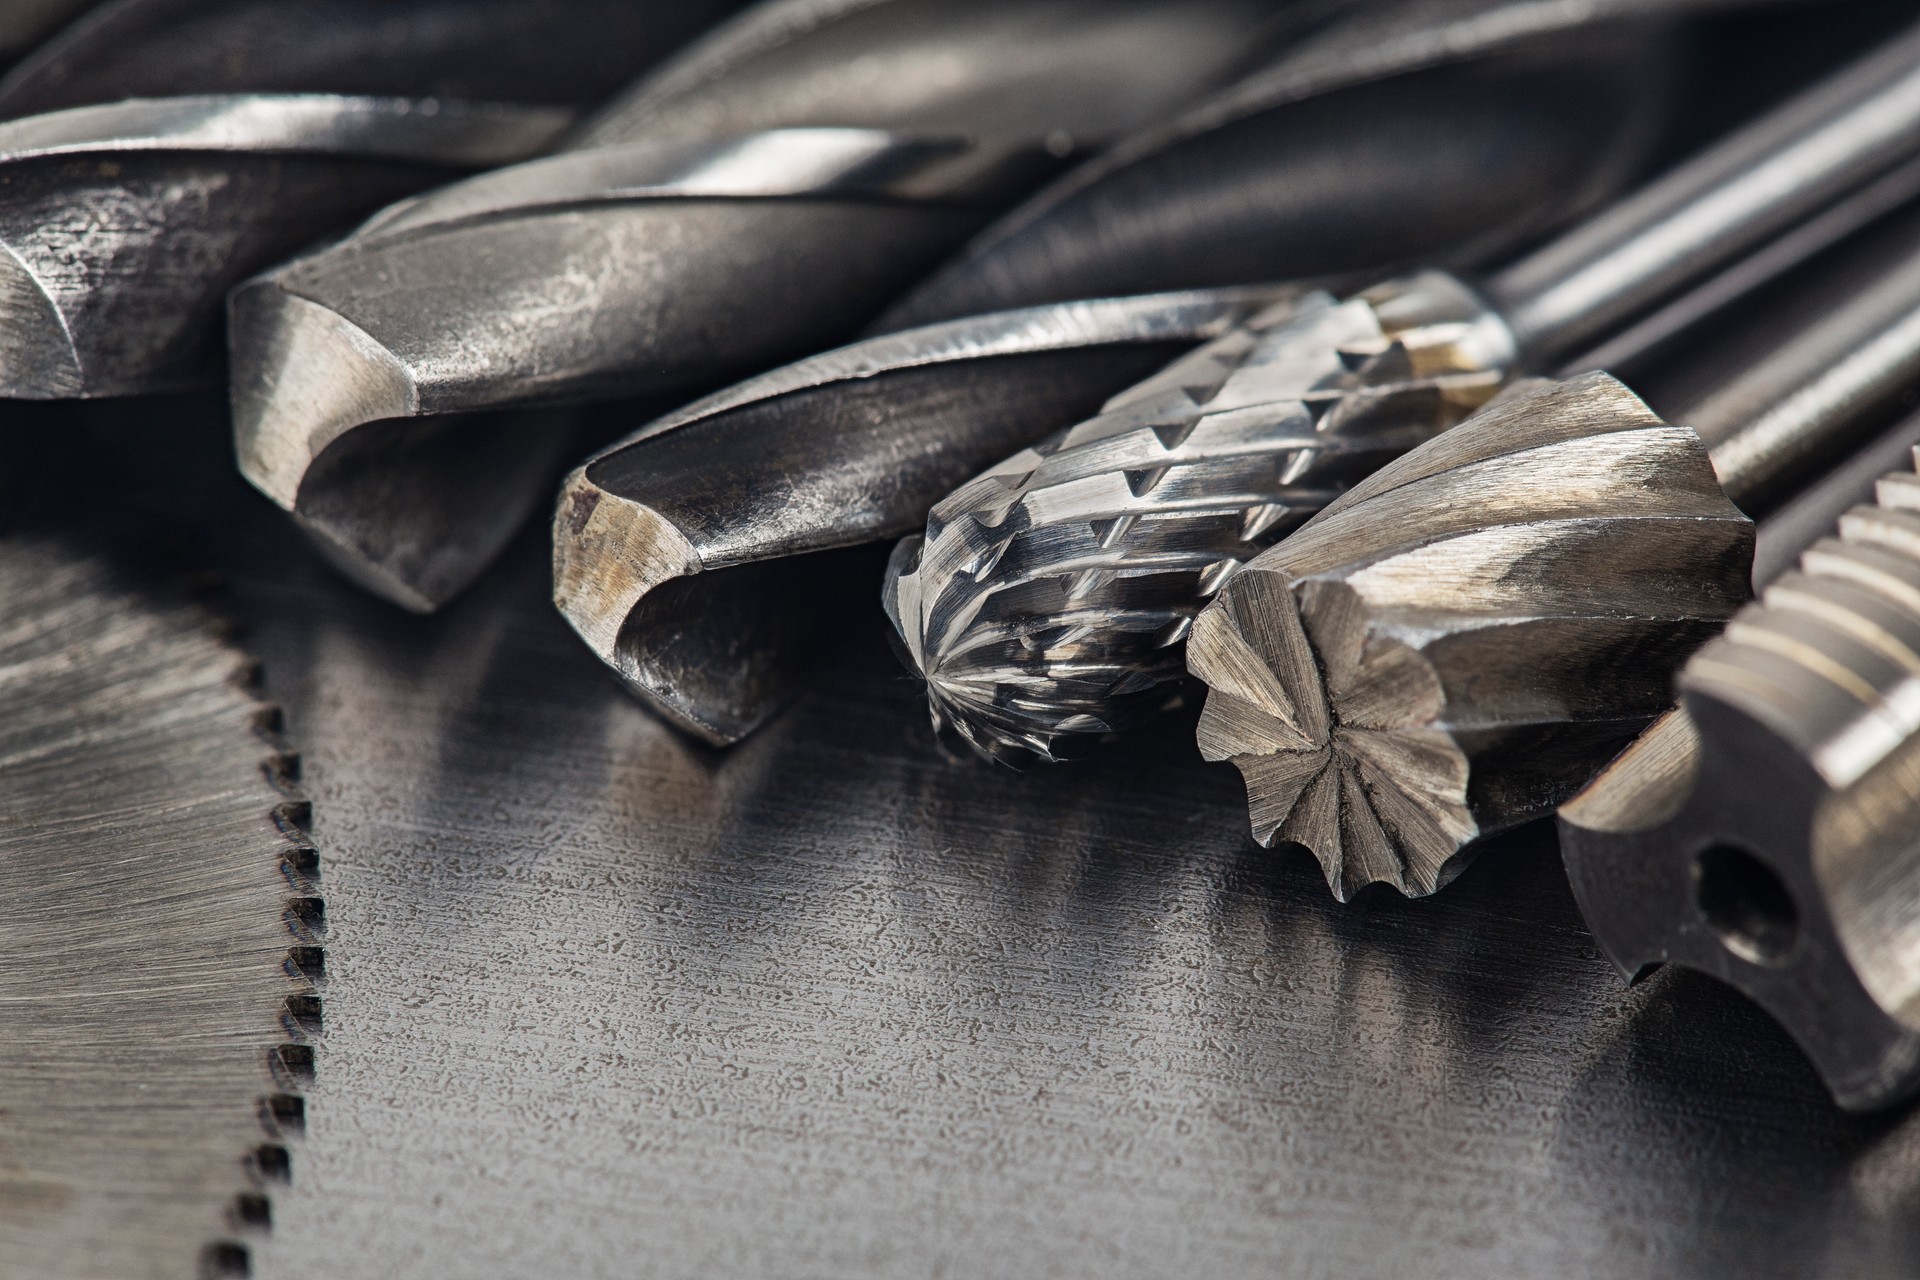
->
<box><xmin>890</xmin><ymin>19</ymin><xmax>1920</xmax><ymax>768</ymax></box>
<box><xmin>232</xmin><ymin>0</ymin><xmax>1706</xmax><ymax>616</ymax></box>
<box><xmin>1560</xmin><ymin>448</ymin><xmax>1920</xmax><ymax>1113</ymax></box>
<box><xmin>1189</xmin><ymin>200</ymin><xmax>1920</xmax><ymax>902</ymax></box>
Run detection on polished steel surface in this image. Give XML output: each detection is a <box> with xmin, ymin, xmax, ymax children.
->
<box><xmin>0</xmin><ymin>536</ymin><xmax>321</xmax><ymax>1280</ymax></box>
<box><xmin>883</xmin><ymin>0</ymin><xmax>1773</xmax><ymax>327</ymax></box>
<box><xmin>229</xmin><ymin>0</ymin><xmax>1293</xmax><ymax>613</ymax></box>
<box><xmin>1189</xmin><ymin>205</ymin><xmax>1920</xmax><ymax>902</ymax></box>
<box><xmin>898</xmin><ymin>20</ymin><xmax>1920</xmax><ymax>770</ymax></box>
<box><xmin>1562</xmin><ymin>446</ymin><xmax>1920</xmax><ymax>1111</ymax></box>
<box><xmin>553</xmin><ymin>286</ymin><xmax>1293</xmax><ymax>743</ymax></box>
<box><xmin>883</xmin><ymin>274</ymin><xmax>1515</xmax><ymax>765</ymax></box>
<box><xmin>0</xmin><ymin>95</ymin><xmax>568</xmax><ymax>398</ymax></box>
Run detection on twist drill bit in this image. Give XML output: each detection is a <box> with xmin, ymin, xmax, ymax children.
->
<box><xmin>230</xmin><ymin>0</ymin><xmax>1303</xmax><ymax>612</ymax></box>
<box><xmin>1191</xmin><ymin>201</ymin><xmax>1920</xmax><ymax>902</ymax></box>
<box><xmin>552</xmin><ymin>286</ymin><xmax>1294</xmax><ymax>744</ymax></box>
<box><xmin>891</xmin><ymin>19</ymin><xmax>1920</xmax><ymax>768</ymax></box>
<box><xmin>0</xmin><ymin>0</ymin><xmax>734</xmax><ymax>397</ymax></box>
<box><xmin>1560</xmin><ymin>448</ymin><xmax>1920</xmax><ymax>1111</ymax></box>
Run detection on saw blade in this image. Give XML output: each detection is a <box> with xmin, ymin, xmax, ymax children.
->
<box><xmin>0</xmin><ymin>536</ymin><xmax>323</xmax><ymax>1280</ymax></box>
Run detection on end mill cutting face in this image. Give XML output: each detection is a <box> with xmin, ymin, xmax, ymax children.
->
<box><xmin>1189</xmin><ymin>372</ymin><xmax>1752</xmax><ymax>900</ymax></box>
<box><xmin>1563</xmin><ymin>452</ymin><xmax>1920</xmax><ymax>1112</ymax></box>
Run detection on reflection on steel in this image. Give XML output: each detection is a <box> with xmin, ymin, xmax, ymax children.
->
<box><xmin>552</xmin><ymin>287</ymin><xmax>1291</xmax><ymax>743</ymax></box>
<box><xmin>0</xmin><ymin>538</ymin><xmax>323</xmax><ymax>1280</ymax></box>
<box><xmin>232</xmin><ymin>0</ymin><xmax>1291</xmax><ymax>612</ymax></box>
<box><xmin>884</xmin><ymin>275</ymin><xmax>1512</xmax><ymax>764</ymax></box>
<box><xmin>884</xmin><ymin>0</ymin><xmax>1759</xmax><ymax>326</ymax></box>
<box><xmin>1192</xmin><ymin>213</ymin><xmax>1920</xmax><ymax>901</ymax></box>
<box><xmin>903</xmin><ymin>19</ymin><xmax>1920</xmax><ymax>767</ymax></box>
<box><xmin>0</xmin><ymin>0</ymin><xmax>739</xmax><ymax>397</ymax></box>
<box><xmin>1562</xmin><ymin>448</ymin><xmax>1920</xmax><ymax>1112</ymax></box>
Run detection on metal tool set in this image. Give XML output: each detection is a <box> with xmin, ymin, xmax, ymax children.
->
<box><xmin>16</xmin><ymin>0</ymin><xmax>1920</xmax><ymax>1274</ymax></box>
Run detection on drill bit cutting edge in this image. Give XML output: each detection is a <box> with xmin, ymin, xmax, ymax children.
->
<box><xmin>1191</xmin><ymin>196</ymin><xmax>1920</xmax><ymax>902</ymax></box>
<box><xmin>890</xmin><ymin>18</ymin><xmax>1920</xmax><ymax>769</ymax></box>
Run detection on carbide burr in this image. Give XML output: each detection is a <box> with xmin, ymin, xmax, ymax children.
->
<box><xmin>1190</xmin><ymin>205</ymin><xmax>1920</xmax><ymax>902</ymax></box>
<box><xmin>1558</xmin><ymin>445</ymin><xmax>1920</xmax><ymax>1111</ymax></box>
<box><xmin>0</xmin><ymin>0</ymin><xmax>732</xmax><ymax>398</ymax></box>
<box><xmin>889</xmin><ymin>19</ymin><xmax>1920</xmax><ymax>769</ymax></box>
<box><xmin>240</xmin><ymin>0</ymin><xmax>1715</xmax><ymax>616</ymax></box>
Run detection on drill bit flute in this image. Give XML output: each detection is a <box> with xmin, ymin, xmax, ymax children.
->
<box><xmin>1190</xmin><ymin>212</ymin><xmax>1920</xmax><ymax>902</ymax></box>
<box><xmin>887</xmin><ymin>19</ymin><xmax>1920</xmax><ymax>766</ymax></box>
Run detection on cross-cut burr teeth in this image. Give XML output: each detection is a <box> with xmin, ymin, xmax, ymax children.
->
<box><xmin>1189</xmin><ymin>372</ymin><xmax>1753</xmax><ymax>900</ymax></box>
<box><xmin>1561</xmin><ymin>450</ymin><xmax>1920</xmax><ymax>1111</ymax></box>
<box><xmin>884</xmin><ymin>271</ymin><xmax>1517</xmax><ymax>765</ymax></box>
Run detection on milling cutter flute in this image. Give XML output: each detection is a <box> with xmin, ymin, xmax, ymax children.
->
<box><xmin>1560</xmin><ymin>449</ymin><xmax>1920</xmax><ymax>1113</ymax></box>
<box><xmin>1188</xmin><ymin>213</ymin><xmax>1920</xmax><ymax>902</ymax></box>
<box><xmin>886</xmin><ymin>19</ymin><xmax>1920</xmax><ymax>766</ymax></box>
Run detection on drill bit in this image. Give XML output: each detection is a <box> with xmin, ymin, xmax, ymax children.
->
<box><xmin>552</xmin><ymin>286</ymin><xmax>1294</xmax><ymax>744</ymax></box>
<box><xmin>1191</xmin><ymin>198</ymin><xmax>1920</xmax><ymax>902</ymax></box>
<box><xmin>893</xmin><ymin>18</ymin><xmax>1920</xmax><ymax>768</ymax></box>
<box><xmin>0</xmin><ymin>0</ymin><xmax>736</xmax><ymax>398</ymax></box>
<box><xmin>229</xmin><ymin>0</ymin><xmax>1303</xmax><ymax>613</ymax></box>
<box><xmin>1560</xmin><ymin>446</ymin><xmax>1920</xmax><ymax>1112</ymax></box>
<box><xmin>232</xmin><ymin>0</ymin><xmax>1712</xmax><ymax>617</ymax></box>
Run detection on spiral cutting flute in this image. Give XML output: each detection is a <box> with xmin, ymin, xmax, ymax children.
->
<box><xmin>887</xmin><ymin>19</ymin><xmax>1920</xmax><ymax>766</ymax></box>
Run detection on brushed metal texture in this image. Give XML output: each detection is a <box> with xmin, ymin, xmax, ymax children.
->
<box><xmin>0</xmin><ymin>537</ymin><xmax>322</xmax><ymax>1280</ymax></box>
